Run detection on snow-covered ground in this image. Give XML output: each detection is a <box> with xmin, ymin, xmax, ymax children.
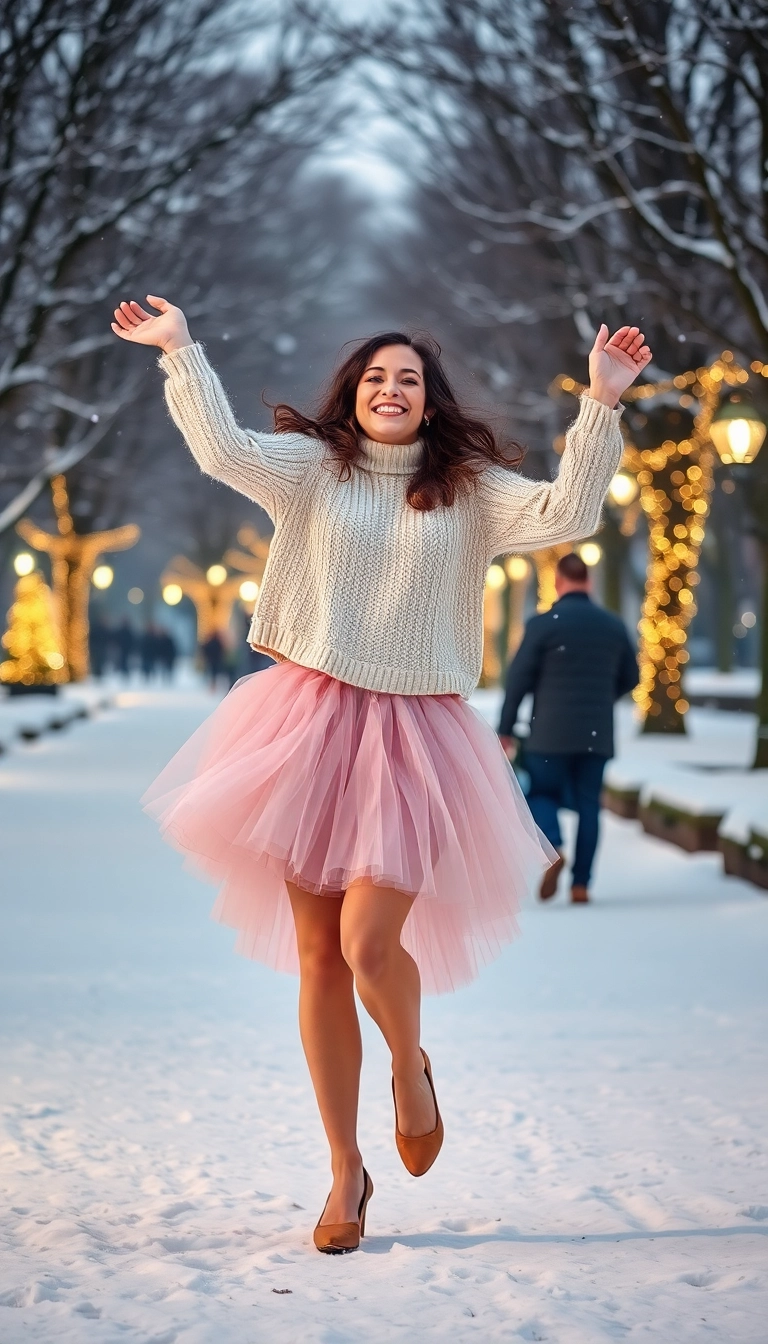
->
<box><xmin>1</xmin><ymin>685</ymin><xmax>767</xmax><ymax>1343</ymax></box>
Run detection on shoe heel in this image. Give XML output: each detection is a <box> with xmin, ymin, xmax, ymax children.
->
<box><xmin>360</xmin><ymin>1168</ymin><xmax>373</xmax><ymax>1237</ymax></box>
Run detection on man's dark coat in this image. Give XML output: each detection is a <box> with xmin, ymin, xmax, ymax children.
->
<box><xmin>498</xmin><ymin>591</ymin><xmax>639</xmax><ymax>756</ymax></box>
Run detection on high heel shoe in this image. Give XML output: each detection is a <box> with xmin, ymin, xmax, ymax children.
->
<box><xmin>313</xmin><ymin>1167</ymin><xmax>374</xmax><ymax>1255</ymax></box>
<box><xmin>393</xmin><ymin>1048</ymin><xmax>444</xmax><ymax>1177</ymax></box>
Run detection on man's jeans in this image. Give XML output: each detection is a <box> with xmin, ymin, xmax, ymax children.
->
<box><xmin>524</xmin><ymin>751</ymin><xmax>608</xmax><ymax>887</ymax></box>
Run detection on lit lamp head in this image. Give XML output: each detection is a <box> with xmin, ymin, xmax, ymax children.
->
<box><xmin>607</xmin><ymin>471</ymin><xmax>639</xmax><ymax>506</ymax></box>
<box><xmin>13</xmin><ymin>552</ymin><xmax>35</xmax><ymax>576</ymax></box>
<box><xmin>709</xmin><ymin>397</ymin><xmax>767</xmax><ymax>466</ymax></box>
<box><xmin>578</xmin><ymin>542</ymin><xmax>602</xmax><ymax>567</ymax></box>
<box><xmin>206</xmin><ymin>564</ymin><xmax>227</xmax><ymax>587</ymax></box>
<box><xmin>485</xmin><ymin>563</ymin><xmax>507</xmax><ymax>590</ymax></box>
<box><xmin>92</xmin><ymin>564</ymin><xmax>114</xmax><ymax>590</ymax></box>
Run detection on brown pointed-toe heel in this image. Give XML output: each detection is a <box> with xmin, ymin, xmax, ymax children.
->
<box><xmin>313</xmin><ymin>1168</ymin><xmax>373</xmax><ymax>1255</ymax></box>
<box><xmin>393</xmin><ymin>1048</ymin><xmax>444</xmax><ymax>1177</ymax></box>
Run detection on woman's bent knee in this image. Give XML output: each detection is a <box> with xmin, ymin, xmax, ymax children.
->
<box><xmin>341</xmin><ymin>932</ymin><xmax>393</xmax><ymax>983</ymax></box>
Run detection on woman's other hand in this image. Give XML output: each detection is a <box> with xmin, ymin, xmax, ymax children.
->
<box><xmin>587</xmin><ymin>324</ymin><xmax>652</xmax><ymax>408</ymax></box>
<box><xmin>111</xmin><ymin>295</ymin><xmax>191</xmax><ymax>353</ymax></box>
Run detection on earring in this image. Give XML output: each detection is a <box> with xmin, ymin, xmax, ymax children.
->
<box><xmin>423</xmin><ymin>415</ymin><xmax>431</xmax><ymax>426</ymax></box>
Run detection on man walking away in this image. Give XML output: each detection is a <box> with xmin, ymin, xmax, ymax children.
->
<box><xmin>498</xmin><ymin>552</ymin><xmax>638</xmax><ymax>904</ymax></box>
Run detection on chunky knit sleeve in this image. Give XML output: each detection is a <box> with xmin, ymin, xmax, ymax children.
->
<box><xmin>478</xmin><ymin>394</ymin><xmax>624</xmax><ymax>556</ymax></box>
<box><xmin>158</xmin><ymin>343</ymin><xmax>324</xmax><ymax>518</ymax></box>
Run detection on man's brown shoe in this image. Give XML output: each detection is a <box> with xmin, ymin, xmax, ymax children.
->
<box><xmin>539</xmin><ymin>851</ymin><xmax>565</xmax><ymax>901</ymax></box>
<box><xmin>571</xmin><ymin>885</ymin><xmax>590</xmax><ymax>904</ymax></box>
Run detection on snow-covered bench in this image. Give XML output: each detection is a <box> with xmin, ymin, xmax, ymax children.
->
<box><xmin>718</xmin><ymin>782</ymin><xmax>768</xmax><ymax>892</ymax></box>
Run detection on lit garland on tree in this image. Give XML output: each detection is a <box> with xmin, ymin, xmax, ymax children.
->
<box><xmin>0</xmin><ymin>571</ymin><xmax>66</xmax><ymax>688</ymax></box>
<box><xmin>16</xmin><ymin>475</ymin><xmax>139</xmax><ymax>682</ymax></box>
<box><xmin>532</xmin><ymin>543</ymin><xmax>574</xmax><ymax>613</ymax></box>
<box><xmin>161</xmin><ymin>556</ymin><xmax>243</xmax><ymax>643</ymax></box>
<box><xmin>553</xmin><ymin>352</ymin><xmax>766</xmax><ymax>732</ymax></box>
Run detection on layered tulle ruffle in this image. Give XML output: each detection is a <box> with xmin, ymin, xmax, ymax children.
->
<box><xmin>142</xmin><ymin>662</ymin><xmax>555</xmax><ymax>993</ymax></box>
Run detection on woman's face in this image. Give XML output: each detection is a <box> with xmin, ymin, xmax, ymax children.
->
<box><xmin>355</xmin><ymin>344</ymin><xmax>433</xmax><ymax>445</ymax></box>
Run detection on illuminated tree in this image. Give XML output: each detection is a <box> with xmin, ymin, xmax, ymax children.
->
<box><xmin>17</xmin><ymin>476</ymin><xmax>139</xmax><ymax>682</ymax></box>
<box><xmin>161</xmin><ymin>557</ymin><xmax>243</xmax><ymax>644</ymax></box>
<box><xmin>0</xmin><ymin>572</ymin><xmax>65</xmax><ymax>688</ymax></box>
<box><xmin>555</xmin><ymin>352</ymin><xmax>761</xmax><ymax>733</ymax></box>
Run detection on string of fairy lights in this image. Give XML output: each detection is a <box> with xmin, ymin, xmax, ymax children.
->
<box><xmin>554</xmin><ymin>354</ymin><xmax>768</xmax><ymax>727</ymax></box>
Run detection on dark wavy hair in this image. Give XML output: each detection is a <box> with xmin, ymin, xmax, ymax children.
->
<box><xmin>270</xmin><ymin>331</ymin><xmax>524</xmax><ymax>511</ymax></box>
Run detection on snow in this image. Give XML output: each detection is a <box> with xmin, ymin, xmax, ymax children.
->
<box><xmin>1</xmin><ymin>685</ymin><xmax>767</xmax><ymax>1343</ymax></box>
<box><xmin>684</xmin><ymin>669</ymin><xmax>759</xmax><ymax>699</ymax></box>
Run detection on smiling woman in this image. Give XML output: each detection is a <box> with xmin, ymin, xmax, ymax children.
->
<box><xmin>270</xmin><ymin>329</ymin><xmax>523</xmax><ymax>511</ymax></box>
<box><xmin>111</xmin><ymin>292</ymin><xmax>651</xmax><ymax>1252</ymax></box>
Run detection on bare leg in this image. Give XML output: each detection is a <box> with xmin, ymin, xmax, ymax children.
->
<box><xmin>287</xmin><ymin>882</ymin><xmax>364</xmax><ymax>1225</ymax></box>
<box><xmin>340</xmin><ymin>883</ymin><xmax>437</xmax><ymax>1138</ymax></box>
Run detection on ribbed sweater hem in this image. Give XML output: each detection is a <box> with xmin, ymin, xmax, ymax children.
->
<box><xmin>248</xmin><ymin>618</ymin><xmax>474</xmax><ymax>698</ymax></box>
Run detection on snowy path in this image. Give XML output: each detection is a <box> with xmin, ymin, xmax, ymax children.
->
<box><xmin>1</xmin><ymin>688</ymin><xmax>766</xmax><ymax>1344</ymax></box>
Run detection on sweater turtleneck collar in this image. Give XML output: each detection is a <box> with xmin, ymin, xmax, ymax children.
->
<box><xmin>358</xmin><ymin>436</ymin><xmax>423</xmax><ymax>476</ymax></box>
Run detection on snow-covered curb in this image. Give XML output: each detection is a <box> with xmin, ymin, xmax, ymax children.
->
<box><xmin>0</xmin><ymin>686</ymin><xmax>113</xmax><ymax>751</ymax></box>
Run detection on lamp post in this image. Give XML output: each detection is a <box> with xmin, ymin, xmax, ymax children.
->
<box><xmin>709</xmin><ymin>389</ymin><xmax>768</xmax><ymax>767</ymax></box>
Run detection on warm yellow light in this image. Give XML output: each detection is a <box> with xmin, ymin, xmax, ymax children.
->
<box><xmin>505</xmin><ymin>556</ymin><xmax>529</xmax><ymax>581</ymax></box>
<box><xmin>579</xmin><ymin>542</ymin><xmax>602</xmax><ymax>566</ymax></box>
<box><xmin>13</xmin><ymin>552</ymin><xmax>35</xmax><ymax>576</ymax></box>
<box><xmin>45</xmin><ymin>652</ymin><xmax>65</xmax><ymax>669</ymax></box>
<box><xmin>206</xmin><ymin>564</ymin><xmax>227</xmax><ymax>586</ymax></box>
<box><xmin>239</xmin><ymin>580</ymin><xmax>259</xmax><ymax>602</ymax></box>
<box><xmin>92</xmin><ymin>564</ymin><xmax>114</xmax><ymax>590</ymax></box>
<box><xmin>710</xmin><ymin>409</ymin><xmax>766</xmax><ymax>465</ymax></box>
<box><xmin>163</xmin><ymin>583</ymin><xmax>183</xmax><ymax>606</ymax></box>
<box><xmin>608</xmin><ymin>471</ymin><xmax>638</xmax><ymax>506</ymax></box>
<box><xmin>127</xmin><ymin>586</ymin><xmax>144</xmax><ymax>605</ymax></box>
<box><xmin>486</xmin><ymin>563</ymin><xmax>506</xmax><ymax>590</ymax></box>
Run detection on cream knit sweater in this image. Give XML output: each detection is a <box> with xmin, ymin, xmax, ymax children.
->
<box><xmin>159</xmin><ymin>343</ymin><xmax>624</xmax><ymax>698</ymax></box>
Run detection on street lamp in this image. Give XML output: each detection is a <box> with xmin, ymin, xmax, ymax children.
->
<box><xmin>92</xmin><ymin>564</ymin><xmax>114</xmax><ymax>590</ymax></box>
<box><xmin>709</xmin><ymin>397</ymin><xmax>767</xmax><ymax>465</ymax></box>
<box><xmin>608</xmin><ymin>471</ymin><xmax>639</xmax><ymax>506</ymax></box>
<box><xmin>579</xmin><ymin>542</ymin><xmax>602</xmax><ymax>567</ymax></box>
<box><xmin>13</xmin><ymin>552</ymin><xmax>35</xmax><ymax>576</ymax></box>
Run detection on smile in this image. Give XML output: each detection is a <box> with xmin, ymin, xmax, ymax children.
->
<box><xmin>373</xmin><ymin>405</ymin><xmax>407</xmax><ymax>416</ymax></box>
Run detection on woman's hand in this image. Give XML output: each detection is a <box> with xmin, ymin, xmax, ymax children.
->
<box><xmin>110</xmin><ymin>295</ymin><xmax>191</xmax><ymax>353</ymax></box>
<box><xmin>587</xmin><ymin>324</ymin><xmax>652</xmax><ymax>408</ymax></box>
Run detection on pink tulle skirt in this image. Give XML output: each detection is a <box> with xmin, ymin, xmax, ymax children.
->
<box><xmin>142</xmin><ymin>662</ymin><xmax>555</xmax><ymax>993</ymax></box>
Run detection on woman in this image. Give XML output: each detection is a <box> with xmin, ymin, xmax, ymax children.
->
<box><xmin>112</xmin><ymin>296</ymin><xmax>650</xmax><ymax>1253</ymax></box>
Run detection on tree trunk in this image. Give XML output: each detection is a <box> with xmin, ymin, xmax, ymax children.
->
<box><xmin>638</xmin><ymin>453</ymin><xmax>710</xmax><ymax>735</ymax></box>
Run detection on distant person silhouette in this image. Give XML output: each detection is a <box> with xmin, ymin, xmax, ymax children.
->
<box><xmin>113</xmin><ymin>618</ymin><xmax>135</xmax><ymax>676</ymax></box>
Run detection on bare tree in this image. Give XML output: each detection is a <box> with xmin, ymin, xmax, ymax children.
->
<box><xmin>0</xmin><ymin>0</ymin><xmax>347</xmax><ymax>531</ymax></box>
<box><xmin>366</xmin><ymin>0</ymin><xmax>768</xmax><ymax>367</ymax></box>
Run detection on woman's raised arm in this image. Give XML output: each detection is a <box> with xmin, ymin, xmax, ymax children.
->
<box><xmin>111</xmin><ymin>295</ymin><xmax>322</xmax><ymax>519</ymax></box>
<box><xmin>479</xmin><ymin>324</ymin><xmax>651</xmax><ymax>557</ymax></box>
